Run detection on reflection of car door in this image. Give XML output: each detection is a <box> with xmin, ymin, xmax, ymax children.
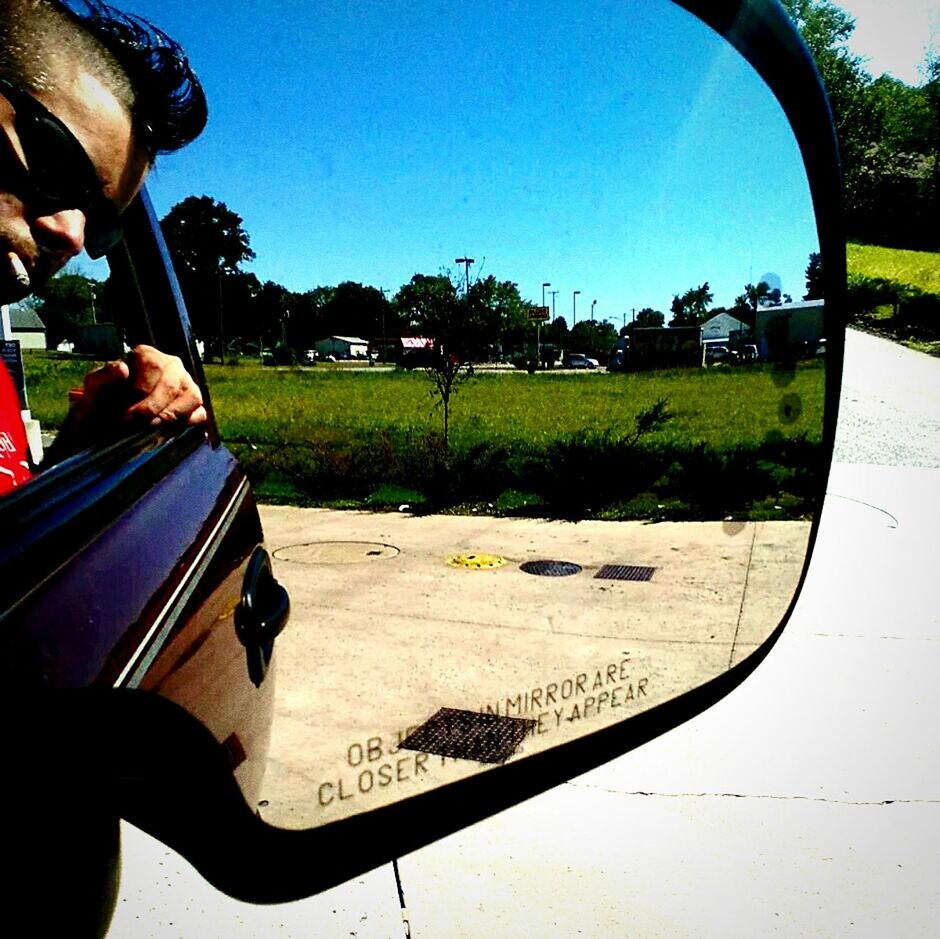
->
<box><xmin>0</xmin><ymin>191</ymin><xmax>285</xmax><ymax>836</ymax></box>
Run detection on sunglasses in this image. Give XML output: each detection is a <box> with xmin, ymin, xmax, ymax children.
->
<box><xmin>0</xmin><ymin>78</ymin><xmax>123</xmax><ymax>259</ymax></box>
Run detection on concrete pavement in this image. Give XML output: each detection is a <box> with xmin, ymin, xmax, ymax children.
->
<box><xmin>255</xmin><ymin>509</ymin><xmax>807</xmax><ymax>829</ymax></box>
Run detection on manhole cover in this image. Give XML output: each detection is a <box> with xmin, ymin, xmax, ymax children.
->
<box><xmin>595</xmin><ymin>564</ymin><xmax>656</xmax><ymax>582</ymax></box>
<box><xmin>399</xmin><ymin>708</ymin><xmax>535</xmax><ymax>764</ymax></box>
<box><xmin>447</xmin><ymin>553</ymin><xmax>508</xmax><ymax>570</ymax></box>
<box><xmin>273</xmin><ymin>541</ymin><xmax>400</xmax><ymax>564</ymax></box>
<box><xmin>520</xmin><ymin>559</ymin><xmax>583</xmax><ymax>577</ymax></box>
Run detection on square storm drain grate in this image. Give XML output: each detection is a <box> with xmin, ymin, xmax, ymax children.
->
<box><xmin>594</xmin><ymin>564</ymin><xmax>657</xmax><ymax>582</ymax></box>
<box><xmin>398</xmin><ymin>708</ymin><xmax>535</xmax><ymax>764</ymax></box>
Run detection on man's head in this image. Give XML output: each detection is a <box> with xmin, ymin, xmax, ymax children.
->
<box><xmin>0</xmin><ymin>0</ymin><xmax>206</xmax><ymax>303</ymax></box>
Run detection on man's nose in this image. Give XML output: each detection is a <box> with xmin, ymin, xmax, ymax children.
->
<box><xmin>32</xmin><ymin>208</ymin><xmax>86</xmax><ymax>258</ymax></box>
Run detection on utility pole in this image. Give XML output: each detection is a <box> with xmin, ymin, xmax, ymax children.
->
<box><xmin>218</xmin><ymin>266</ymin><xmax>225</xmax><ymax>365</ymax></box>
<box><xmin>455</xmin><ymin>257</ymin><xmax>475</xmax><ymax>299</ymax></box>
<box><xmin>455</xmin><ymin>257</ymin><xmax>474</xmax><ymax>363</ymax></box>
<box><xmin>539</xmin><ymin>282</ymin><xmax>551</xmax><ymax>370</ymax></box>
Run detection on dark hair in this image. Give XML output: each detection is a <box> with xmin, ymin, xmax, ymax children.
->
<box><xmin>57</xmin><ymin>0</ymin><xmax>208</xmax><ymax>156</ymax></box>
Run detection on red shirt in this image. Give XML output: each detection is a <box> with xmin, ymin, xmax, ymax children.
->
<box><xmin>0</xmin><ymin>361</ymin><xmax>32</xmax><ymax>495</ymax></box>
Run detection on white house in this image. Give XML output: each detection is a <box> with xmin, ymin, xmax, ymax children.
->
<box><xmin>314</xmin><ymin>335</ymin><xmax>369</xmax><ymax>359</ymax></box>
<box><xmin>7</xmin><ymin>304</ymin><xmax>46</xmax><ymax>349</ymax></box>
<box><xmin>700</xmin><ymin>311</ymin><xmax>749</xmax><ymax>344</ymax></box>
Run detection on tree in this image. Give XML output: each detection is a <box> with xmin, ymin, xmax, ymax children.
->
<box><xmin>161</xmin><ymin>195</ymin><xmax>256</xmax><ymax>357</ymax></box>
<box><xmin>733</xmin><ymin>281</ymin><xmax>773</xmax><ymax>325</ymax></box>
<box><xmin>782</xmin><ymin>0</ymin><xmax>940</xmax><ymax>250</ymax></box>
<box><xmin>394</xmin><ymin>274</ymin><xmax>467</xmax><ymax>450</ymax></box>
<box><xmin>848</xmin><ymin>73</ymin><xmax>938</xmax><ymax>248</ymax></box>
<box><xmin>804</xmin><ymin>252</ymin><xmax>824</xmax><ymax>300</ymax></box>
<box><xmin>320</xmin><ymin>281</ymin><xmax>394</xmax><ymax>342</ymax></box>
<box><xmin>161</xmin><ymin>195</ymin><xmax>255</xmax><ymax>276</ymax></box>
<box><xmin>632</xmin><ymin>308</ymin><xmax>665</xmax><ymax>329</ymax></box>
<box><xmin>286</xmin><ymin>286</ymin><xmax>334</xmax><ymax>351</ymax></box>
<box><xmin>249</xmin><ymin>279</ymin><xmax>290</xmax><ymax>349</ymax></box>
<box><xmin>570</xmin><ymin>320</ymin><xmax>617</xmax><ymax>361</ymax></box>
<box><xmin>33</xmin><ymin>272</ymin><xmax>101</xmax><ymax>348</ymax></box>
<box><xmin>781</xmin><ymin>1</ymin><xmax>873</xmax><ymax>225</ymax></box>
<box><xmin>543</xmin><ymin>315</ymin><xmax>569</xmax><ymax>355</ymax></box>
<box><xmin>668</xmin><ymin>283</ymin><xmax>713</xmax><ymax>327</ymax></box>
<box><xmin>467</xmin><ymin>276</ymin><xmax>530</xmax><ymax>360</ymax></box>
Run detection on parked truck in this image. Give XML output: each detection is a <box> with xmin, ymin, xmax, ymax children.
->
<box><xmin>609</xmin><ymin>326</ymin><xmax>704</xmax><ymax>371</ymax></box>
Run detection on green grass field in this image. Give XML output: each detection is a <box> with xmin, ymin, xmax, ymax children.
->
<box><xmin>847</xmin><ymin>242</ymin><xmax>940</xmax><ymax>294</ymax></box>
<box><xmin>24</xmin><ymin>353</ymin><xmax>826</xmax><ymax>521</ymax></box>
<box><xmin>202</xmin><ymin>362</ymin><xmax>823</xmax><ymax>451</ymax></box>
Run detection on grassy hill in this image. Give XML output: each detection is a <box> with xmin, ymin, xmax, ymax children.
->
<box><xmin>847</xmin><ymin>243</ymin><xmax>940</xmax><ymax>293</ymax></box>
<box><xmin>846</xmin><ymin>243</ymin><xmax>940</xmax><ymax>355</ymax></box>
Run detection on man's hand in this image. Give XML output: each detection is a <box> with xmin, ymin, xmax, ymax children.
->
<box><xmin>47</xmin><ymin>345</ymin><xmax>207</xmax><ymax>465</ymax></box>
<box><xmin>91</xmin><ymin>345</ymin><xmax>207</xmax><ymax>427</ymax></box>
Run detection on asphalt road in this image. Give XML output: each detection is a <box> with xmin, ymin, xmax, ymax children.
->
<box><xmin>109</xmin><ymin>329</ymin><xmax>940</xmax><ymax>937</ymax></box>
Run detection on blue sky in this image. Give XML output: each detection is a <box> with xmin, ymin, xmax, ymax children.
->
<box><xmin>90</xmin><ymin>1</ymin><xmax>867</xmax><ymax>320</ymax></box>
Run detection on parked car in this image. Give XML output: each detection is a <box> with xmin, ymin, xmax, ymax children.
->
<box><xmin>564</xmin><ymin>352</ymin><xmax>599</xmax><ymax>369</ymax></box>
<box><xmin>704</xmin><ymin>343</ymin><xmax>730</xmax><ymax>364</ymax></box>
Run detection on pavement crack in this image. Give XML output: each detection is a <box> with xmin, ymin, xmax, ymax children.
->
<box><xmin>811</xmin><ymin>632</ymin><xmax>940</xmax><ymax>641</ymax></box>
<box><xmin>728</xmin><ymin>523</ymin><xmax>759</xmax><ymax>669</ymax></box>
<box><xmin>565</xmin><ymin>782</ymin><xmax>940</xmax><ymax>806</ymax></box>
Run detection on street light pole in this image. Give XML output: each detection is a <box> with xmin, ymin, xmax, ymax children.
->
<box><xmin>572</xmin><ymin>289</ymin><xmax>580</xmax><ymax>328</ymax></box>
<box><xmin>379</xmin><ymin>287</ymin><xmax>389</xmax><ymax>363</ymax></box>
<box><xmin>540</xmin><ymin>282</ymin><xmax>551</xmax><ymax>370</ymax></box>
<box><xmin>591</xmin><ymin>299</ymin><xmax>597</xmax><ymax>322</ymax></box>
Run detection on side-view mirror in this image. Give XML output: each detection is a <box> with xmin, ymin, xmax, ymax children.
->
<box><xmin>5</xmin><ymin>0</ymin><xmax>844</xmax><ymax>913</ymax></box>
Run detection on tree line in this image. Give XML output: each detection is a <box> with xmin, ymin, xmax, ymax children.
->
<box><xmin>24</xmin><ymin>188</ymin><xmax>819</xmax><ymax>364</ymax></box>
<box><xmin>784</xmin><ymin>0</ymin><xmax>939</xmax><ymax>251</ymax></box>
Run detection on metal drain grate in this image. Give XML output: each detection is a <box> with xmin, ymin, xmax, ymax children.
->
<box><xmin>594</xmin><ymin>564</ymin><xmax>657</xmax><ymax>582</ymax></box>
<box><xmin>520</xmin><ymin>559</ymin><xmax>583</xmax><ymax>577</ymax></box>
<box><xmin>399</xmin><ymin>708</ymin><xmax>535</xmax><ymax>764</ymax></box>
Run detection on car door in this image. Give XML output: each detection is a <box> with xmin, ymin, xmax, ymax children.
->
<box><xmin>0</xmin><ymin>191</ymin><xmax>288</xmax><ymax>819</ymax></box>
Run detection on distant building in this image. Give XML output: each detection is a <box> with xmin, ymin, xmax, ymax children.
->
<box><xmin>314</xmin><ymin>335</ymin><xmax>369</xmax><ymax>359</ymax></box>
<box><xmin>754</xmin><ymin>299</ymin><xmax>825</xmax><ymax>360</ymax></box>
<box><xmin>369</xmin><ymin>337</ymin><xmax>435</xmax><ymax>366</ymax></box>
<box><xmin>701</xmin><ymin>311</ymin><xmax>749</xmax><ymax>344</ymax></box>
<box><xmin>8</xmin><ymin>304</ymin><xmax>46</xmax><ymax>349</ymax></box>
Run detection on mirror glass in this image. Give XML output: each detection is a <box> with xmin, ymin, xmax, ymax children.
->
<box><xmin>131</xmin><ymin>0</ymin><xmax>824</xmax><ymax>829</ymax></box>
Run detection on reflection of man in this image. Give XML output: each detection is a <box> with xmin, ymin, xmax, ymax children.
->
<box><xmin>0</xmin><ymin>0</ymin><xmax>209</xmax><ymax>494</ymax></box>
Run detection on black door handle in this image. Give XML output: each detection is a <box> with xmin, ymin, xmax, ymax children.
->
<box><xmin>235</xmin><ymin>547</ymin><xmax>290</xmax><ymax>686</ymax></box>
